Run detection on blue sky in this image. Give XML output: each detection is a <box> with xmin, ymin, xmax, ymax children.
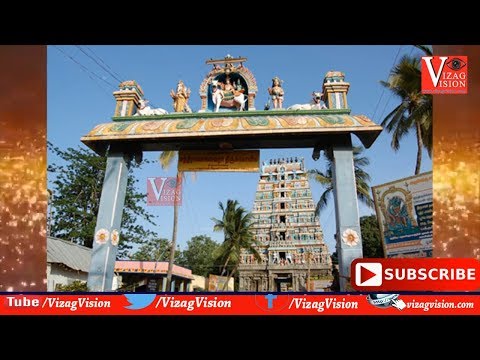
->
<box><xmin>47</xmin><ymin>45</ymin><xmax>432</xmax><ymax>255</ymax></box>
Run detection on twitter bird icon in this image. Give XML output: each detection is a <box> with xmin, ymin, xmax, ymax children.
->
<box><xmin>124</xmin><ymin>294</ymin><xmax>156</xmax><ymax>310</ymax></box>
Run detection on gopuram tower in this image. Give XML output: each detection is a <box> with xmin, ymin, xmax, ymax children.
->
<box><xmin>238</xmin><ymin>157</ymin><xmax>332</xmax><ymax>292</ymax></box>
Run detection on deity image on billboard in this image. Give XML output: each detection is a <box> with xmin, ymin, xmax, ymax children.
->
<box><xmin>381</xmin><ymin>189</ymin><xmax>419</xmax><ymax>240</ymax></box>
<box><xmin>373</xmin><ymin>172</ymin><xmax>433</xmax><ymax>258</ymax></box>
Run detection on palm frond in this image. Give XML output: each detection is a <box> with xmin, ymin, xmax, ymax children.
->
<box><xmin>415</xmin><ymin>45</ymin><xmax>433</xmax><ymax>56</ymax></box>
<box><xmin>159</xmin><ymin>151</ymin><xmax>177</xmax><ymax>170</ymax></box>
<box><xmin>308</xmin><ymin>169</ymin><xmax>331</xmax><ymax>186</ymax></box>
<box><xmin>354</xmin><ymin>167</ymin><xmax>371</xmax><ymax>183</ymax></box>
<box><xmin>309</xmin><ymin>145</ymin><xmax>375</xmax><ymax>215</ymax></box>
<box><xmin>389</xmin><ymin>56</ymin><xmax>422</xmax><ymax>92</ymax></box>
<box><xmin>212</xmin><ymin>199</ymin><xmax>258</xmax><ymax>272</ymax></box>
<box><xmin>249</xmin><ymin>245</ymin><xmax>262</xmax><ymax>262</ymax></box>
<box><xmin>390</xmin><ymin>119</ymin><xmax>412</xmax><ymax>151</ymax></box>
<box><xmin>420</xmin><ymin>116</ymin><xmax>433</xmax><ymax>158</ymax></box>
<box><xmin>352</xmin><ymin>146</ymin><xmax>366</xmax><ymax>156</ymax></box>
<box><xmin>380</xmin><ymin>51</ymin><xmax>432</xmax><ymax>165</ymax></box>
<box><xmin>315</xmin><ymin>187</ymin><xmax>333</xmax><ymax>216</ymax></box>
<box><xmin>352</xmin><ymin>148</ymin><xmax>370</xmax><ymax>167</ymax></box>
<box><xmin>355</xmin><ymin>178</ymin><xmax>374</xmax><ymax>208</ymax></box>
<box><xmin>380</xmin><ymin>80</ymin><xmax>408</xmax><ymax>99</ymax></box>
<box><xmin>381</xmin><ymin>102</ymin><xmax>408</xmax><ymax>130</ymax></box>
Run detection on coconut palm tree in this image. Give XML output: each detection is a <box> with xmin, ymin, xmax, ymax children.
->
<box><xmin>211</xmin><ymin>199</ymin><xmax>261</xmax><ymax>290</ymax></box>
<box><xmin>159</xmin><ymin>151</ymin><xmax>181</xmax><ymax>291</ymax></box>
<box><xmin>309</xmin><ymin>146</ymin><xmax>373</xmax><ymax>216</ymax></box>
<box><xmin>380</xmin><ymin>45</ymin><xmax>433</xmax><ymax>174</ymax></box>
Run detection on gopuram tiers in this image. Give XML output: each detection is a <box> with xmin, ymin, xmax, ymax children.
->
<box><xmin>238</xmin><ymin>157</ymin><xmax>332</xmax><ymax>292</ymax></box>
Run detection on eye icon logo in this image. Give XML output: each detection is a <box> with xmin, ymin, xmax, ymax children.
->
<box><xmin>124</xmin><ymin>294</ymin><xmax>156</xmax><ymax>310</ymax></box>
<box><xmin>446</xmin><ymin>58</ymin><xmax>466</xmax><ymax>71</ymax></box>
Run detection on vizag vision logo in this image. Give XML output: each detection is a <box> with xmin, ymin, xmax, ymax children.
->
<box><xmin>421</xmin><ymin>56</ymin><xmax>468</xmax><ymax>94</ymax></box>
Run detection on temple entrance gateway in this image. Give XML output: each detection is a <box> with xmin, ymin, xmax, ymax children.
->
<box><xmin>82</xmin><ymin>55</ymin><xmax>382</xmax><ymax>292</ymax></box>
<box><xmin>275</xmin><ymin>275</ymin><xmax>292</xmax><ymax>292</ymax></box>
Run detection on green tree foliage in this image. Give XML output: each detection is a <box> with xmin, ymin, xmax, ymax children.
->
<box><xmin>329</xmin><ymin>252</ymin><xmax>340</xmax><ymax>291</ymax></box>
<box><xmin>360</xmin><ymin>215</ymin><xmax>384</xmax><ymax>258</ymax></box>
<box><xmin>47</xmin><ymin>142</ymin><xmax>158</xmax><ymax>258</ymax></box>
<box><xmin>380</xmin><ymin>45</ymin><xmax>433</xmax><ymax>175</ymax></box>
<box><xmin>330</xmin><ymin>251</ymin><xmax>338</xmax><ymax>265</ymax></box>
<box><xmin>131</xmin><ymin>238</ymin><xmax>171</xmax><ymax>261</ymax></box>
<box><xmin>178</xmin><ymin>235</ymin><xmax>220</xmax><ymax>277</ymax></box>
<box><xmin>56</xmin><ymin>280</ymin><xmax>88</xmax><ymax>292</ymax></box>
<box><xmin>330</xmin><ymin>268</ymin><xmax>340</xmax><ymax>292</ymax></box>
<box><xmin>211</xmin><ymin>199</ymin><xmax>261</xmax><ymax>289</ymax></box>
<box><xmin>309</xmin><ymin>146</ymin><xmax>374</xmax><ymax>216</ymax></box>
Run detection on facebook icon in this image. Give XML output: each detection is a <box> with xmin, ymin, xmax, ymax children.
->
<box><xmin>264</xmin><ymin>294</ymin><xmax>277</xmax><ymax>309</ymax></box>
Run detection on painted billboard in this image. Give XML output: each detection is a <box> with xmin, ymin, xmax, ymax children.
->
<box><xmin>207</xmin><ymin>275</ymin><xmax>234</xmax><ymax>291</ymax></box>
<box><xmin>372</xmin><ymin>171</ymin><xmax>433</xmax><ymax>258</ymax></box>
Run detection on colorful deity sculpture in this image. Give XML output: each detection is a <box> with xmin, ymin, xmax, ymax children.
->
<box><xmin>200</xmin><ymin>55</ymin><xmax>258</xmax><ymax>112</ymax></box>
<box><xmin>211</xmin><ymin>77</ymin><xmax>247</xmax><ymax>112</ymax></box>
<box><xmin>268</xmin><ymin>76</ymin><xmax>284</xmax><ymax>109</ymax></box>
<box><xmin>170</xmin><ymin>80</ymin><xmax>192</xmax><ymax>113</ymax></box>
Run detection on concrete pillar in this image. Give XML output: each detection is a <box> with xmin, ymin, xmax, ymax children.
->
<box><xmin>170</xmin><ymin>279</ymin><xmax>176</xmax><ymax>292</ymax></box>
<box><xmin>161</xmin><ymin>277</ymin><xmax>167</xmax><ymax>292</ymax></box>
<box><xmin>331</xmin><ymin>135</ymin><xmax>363</xmax><ymax>291</ymax></box>
<box><xmin>269</xmin><ymin>275</ymin><xmax>275</xmax><ymax>292</ymax></box>
<box><xmin>186</xmin><ymin>282</ymin><xmax>191</xmax><ymax>292</ymax></box>
<box><xmin>179</xmin><ymin>280</ymin><xmax>184</xmax><ymax>292</ymax></box>
<box><xmin>87</xmin><ymin>151</ymin><xmax>130</xmax><ymax>291</ymax></box>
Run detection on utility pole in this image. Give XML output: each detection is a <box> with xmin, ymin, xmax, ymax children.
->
<box><xmin>153</xmin><ymin>243</ymin><xmax>170</xmax><ymax>291</ymax></box>
<box><xmin>307</xmin><ymin>250</ymin><xmax>311</xmax><ymax>292</ymax></box>
<box><xmin>166</xmin><ymin>171</ymin><xmax>182</xmax><ymax>292</ymax></box>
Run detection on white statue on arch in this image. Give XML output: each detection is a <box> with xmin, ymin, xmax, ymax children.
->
<box><xmin>287</xmin><ymin>92</ymin><xmax>328</xmax><ymax>110</ymax></box>
<box><xmin>134</xmin><ymin>99</ymin><xmax>169</xmax><ymax>116</ymax></box>
<box><xmin>211</xmin><ymin>81</ymin><xmax>224</xmax><ymax>112</ymax></box>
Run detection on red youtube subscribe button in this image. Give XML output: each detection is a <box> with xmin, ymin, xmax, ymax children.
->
<box><xmin>351</xmin><ymin>258</ymin><xmax>480</xmax><ymax>291</ymax></box>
